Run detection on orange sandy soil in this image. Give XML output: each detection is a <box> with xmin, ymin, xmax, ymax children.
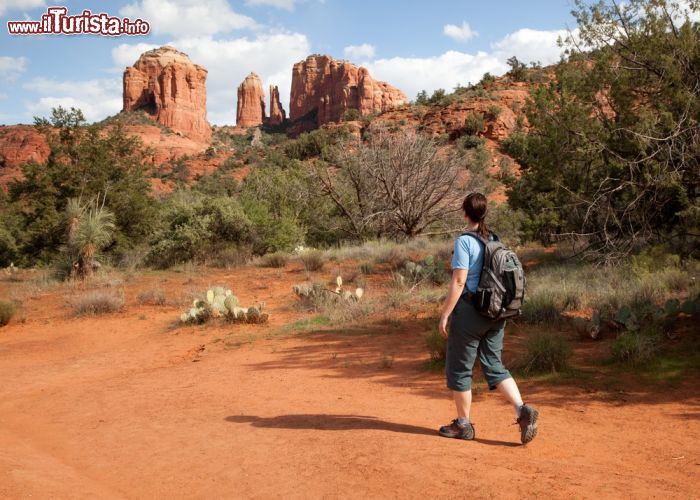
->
<box><xmin>0</xmin><ymin>262</ymin><xmax>698</xmax><ymax>499</ymax></box>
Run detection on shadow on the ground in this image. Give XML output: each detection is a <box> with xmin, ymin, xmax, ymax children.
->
<box><xmin>244</xmin><ymin>315</ymin><xmax>700</xmax><ymax>411</ymax></box>
<box><xmin>224</xmin><ymin>413</ymin><xmax>520</xmax><ymax>446</ymax></box>
<box><xmin>225</xmin><ymin>413</ymin><xmax>436</xmax><ymax>436</ymax></box>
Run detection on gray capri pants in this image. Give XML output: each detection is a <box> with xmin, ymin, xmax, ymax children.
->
<box><xmin>446</xmin><ymin>293</ymin><xmax>512</xmax><ymax>392</ymax></box>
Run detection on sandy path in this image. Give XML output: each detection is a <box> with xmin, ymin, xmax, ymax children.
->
<box><xmin>0</xmin><ymin>268</ymin><xmax>698</xmax><ymax>499</ymax></box>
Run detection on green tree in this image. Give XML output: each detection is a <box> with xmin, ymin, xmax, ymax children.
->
<box><xmin>415</xmin><ymin>90</ymin><xmax>429</xmax><ymax>105</ymax></box>
<box><xmin>506</xmin><ymin>56</ymin><xmax>528</xmax><ymax>81</ymax></box>
<box><xmin>9</xmin><ymin>107</ymin><xmax>156</xmax><ymax>263</ymax></box>
<box><xmin>506</xmin><ymin>0</ymin><xmax>700</xmax><ymax>257</ymax></box>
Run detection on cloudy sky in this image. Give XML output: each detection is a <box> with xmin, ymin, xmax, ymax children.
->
<box><xmin>0</xmin><ymin>0</ymin><xmax>582</xmax><ymax>125</ymax></box>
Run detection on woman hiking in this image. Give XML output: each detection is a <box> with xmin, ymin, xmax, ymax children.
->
<box><xmin>437</xmin><ymin>192</ymin><xmax>539</xmax><ymax>444</ymax></box>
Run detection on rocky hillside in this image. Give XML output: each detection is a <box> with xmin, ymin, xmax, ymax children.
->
<box><xmin>0</xmin><ymin>44</ymin><xmax>546</xmax><ymax>193</ymax></box>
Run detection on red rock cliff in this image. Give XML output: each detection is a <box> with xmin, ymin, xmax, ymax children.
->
<box><xmin>123</xmin><ymin>46</ymin><xmax>211</xmax><ymax>143</ymax></box>
<box><xmin>289</xmin><ymin>55</ymin><xmax>406</xmax><ymax>125</ymax></box>
<box><xmin>267</xmin><ymin>85</ymin><xmax>286</xmax><ymax>126</ymax></box>
<box><xmin>236</xmin><ymin>72</ymin><xmax>265</xmax><ymax>128</ymax></box>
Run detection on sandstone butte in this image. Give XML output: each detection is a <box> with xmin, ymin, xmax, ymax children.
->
<box><xmin>268</xmin><ymin>85</ymin><xmax>286</xmax><ymax>126</ymax></box>
<box><xmin>236</xmin><ymin>75</ymin><xmax>288</xmax><ymax>128</ymax></box>
<box><xmin>236</xmin><ymin>72</ymin><xmax>266</xmax><ymax>128</ymax></box>
<box><xmin>123</xmin><ymin>46</ymin><xmax>211</xmax><ymax>143</ymax></box>
<box><xmin>289</xmin><ymin>54</ymin><xmax>407</xmax><ymax>125</ymax></box>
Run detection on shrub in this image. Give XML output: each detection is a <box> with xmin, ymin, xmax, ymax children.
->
<box><xmin>487</xmin><ymin>104</ymin><xmax>502</xmax><ymax>119</ymax></box>
<box><xmin>520</xmin><ymin>332</ymin><xmax>573</xmax><ymax>374</ymax></box>
<box><xmin>359</xmin><ymin>261</ymin><xmax>374</xmax><ymax>274</ymax></box>
<box><xmin>463</xmin><ymin>112</ymin><xmax>485</xmax><ymax>135</ymax></box>
<box><xmin>72</xmin><ymin>290</ymin><xmax>124</xmax><ymax>315</ymax></box>
<box><xmin>260</xmin><ymin>252</ymin><xmax>288</xmax><ymax>268</ymax></box>
<box><xmin>300</xmin><ymin>250</ymin><xmax>325</xmax><ymax>272</ymax></box>
<box><xmin>0</xmin><ymin>300</ymin><xmax>16</xmax><ymax>326</ymax></box>
<box><xmin>137</xmin><ymin>289</ymin><xmax>166</xmax><ymax>306</ymax></box>
<box><xmin>342</xmin><ymin>108</ymin><xmax>361</xmax><ymax>121</ymax></box>
<box><xmin>425</xmin><ymin>330</ymin><xmax>447</xmax><ymax>363</ymax></box>
<box><xmin>521</xmin><ymin>292</ymin><xmax>560</xmax><ymax>324</ymax></box>
<box><xmin>456</xmin><ymin>134</ymin><xmax>485</xmax><ymax>150</ymax></box>
<box><xmin>479</xmin><ymin>72</ymin><xmax>496</xmax><ymax>86</ymax></box>
<box><xmin>611</xmin><ymin>329</ymin><xmax>658</xmax><ymax>365</ymax></box>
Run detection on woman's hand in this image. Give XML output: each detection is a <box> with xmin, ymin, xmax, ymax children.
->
<box><xmin>438</xmin><ymin>314</ymin><xmax>449</xmax><ymax>339</ymax></box>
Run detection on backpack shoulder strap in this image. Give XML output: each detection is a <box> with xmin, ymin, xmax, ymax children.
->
<box><xmin>460</xmin><ymin>231</ymin><xmax>498</xmax><ymax>245</ymax></box>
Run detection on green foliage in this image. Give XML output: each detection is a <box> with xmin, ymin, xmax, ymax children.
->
<box><xmin>414</xmin><ymin>90</ymin><xmax>429</xmax><ymax>105</ymax></box>
<box><xmin>0</xmin><ymin>300</ymin><xmax>16</xmax><ymax>326</ymax></box>
<box><xmin>463</xmin><ymin>112</ymin><xmax>485</xmax><ymax>135</ymax></box>
<box><xmin>506</xmin><ymin>56</ymin><xmax>528</xmax><ymax>81</ymax></box>
<box><xmin>611</xmin><ymin>328</ymin><xmax>659</xmax><ymax>365</ymax></box>
<box><xmin>479</xmin><ymin>72</ymin><xmax>496</xmax><ymax>87</ymax></box>
<box><xmin>9</xmin><ymin>107</ymin><xmax>156</xmax><ymax>265</ymax></box>
<box><xmin>429</xmin><ymin>89</ymin><xmax>446</xmax><ymax>104</ymax></box>
<box><xmin>521</xmin><ymin>291</ymin><xmax>561</xmax><ymax>324</ymax></box>
<box><xmin>506</xmin><ymin>1</ymin><xmax>700</xmax><ymax>254</ymax></box>
<box><xmin>239</xmin><ymin>163</ymin><xmax>328</xmax><ymax>252</ymax></box>
<box><xmin>147</xmin><ymin>192</ymin><xmax>252</xmax><ymax>268</ymax></box>
<box><xmin>284</xmin><ymin>128</ymin><xmax>348</xmax><ymax>161</ymax></box>
<box><xmin>520</xmin><ymin>332</ymin><xmax>573</xmax><ymax>373</ymax></box>
<box><xmin>487</xmin><ymin>104</ymin><xmax>502</xmax><ymax>119</ymax></box>
<box><xmin>342</xmin><ymin>108</ymin><xmax>362</xmax><ymax>121</ymax></box>
<box><xmin>396</xmin><ymin>254</ymin><xmax>449</xmax><ymax>286</ymax></box>
<box><xmin>60</xmin><ymin>197</ymin><xmax>116</xmax><ymax>279</ymax></box>
<box><xmin>456</xmin><ymin>135</ymin><xmax>485</xmax><ymax>150</ymax></box>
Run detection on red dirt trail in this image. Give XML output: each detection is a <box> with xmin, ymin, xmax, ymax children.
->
<box><xmin>0</xmin><ymin>265</ymin><xmax>698</xmax><ymax>499</ymax></box>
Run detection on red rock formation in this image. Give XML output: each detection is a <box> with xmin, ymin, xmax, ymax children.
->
<box><xmin>123</xmin><ymin>46</ymin><xmax>211</xmax><ymax>143</ymax></box>
<box><xmin>0</xmin><ymin>125</ymin><xmax>50</xmax><ymax>187</ymax></box>
<box><xmin>289</xmin><ymin>55</ymin><xmax>407</xmax><ymax>125</ymax></box>
<box><xmin>236</xmin><ymin>72</ymin><xmax>265</xmax><ymax>128</ymax></box>
<box><xmin>267</xmin><ymin>85</ymin><xmax>286</xmax><ymax>126</ymax></box>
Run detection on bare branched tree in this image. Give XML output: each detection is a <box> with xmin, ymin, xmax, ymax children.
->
<box><xmin>314</xmin><ymin>126</ymin><xmax>489</xmax><ymax>240</ymax></box>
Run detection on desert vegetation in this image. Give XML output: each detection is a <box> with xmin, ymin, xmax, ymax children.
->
<box><xmin>0</xmin><ymin>0</ymin><xmax>697</xmax><ymax>379</ymax></box>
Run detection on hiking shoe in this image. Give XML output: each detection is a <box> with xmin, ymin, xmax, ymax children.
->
<box><xmin>438</xmin><ymin>419</ymin><xmax>475</xmax><ymax>440</ymax></box>
<box><xmin>516</xmin><ymin>404</ymin><xmax>539</xmax><ymax>444</ymax></box>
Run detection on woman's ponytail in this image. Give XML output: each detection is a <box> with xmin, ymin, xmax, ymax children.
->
<box><xmin>462</xmin><ymin>193</ymin><xmax>489</xmax><ymax>239</ymax></box>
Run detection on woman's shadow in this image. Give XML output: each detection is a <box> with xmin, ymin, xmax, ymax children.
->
<box><xmin>224</xmin><ymin>414</ymin><xmax>518</xmax><ymax>447</ymax></box>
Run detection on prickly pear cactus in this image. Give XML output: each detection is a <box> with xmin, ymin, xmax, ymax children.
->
<box><xmin>180</xmin><ymin>287</ymin><xmax>267</xmax><ymax>325</ymax></box>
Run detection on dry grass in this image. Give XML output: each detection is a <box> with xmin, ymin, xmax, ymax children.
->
<box><xmin>137</xmin><ymin>289</ymin><xmax>167</xmax><ymax>306</ymax></box>
<box><xmin>71</xmin><ymin>290</ymin><xmax>124</xmax><ymax>316</ymax></box>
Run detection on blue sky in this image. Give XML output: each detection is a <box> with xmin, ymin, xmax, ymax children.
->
<box><xmin>0</xmin><ymin>0</ymin><xmax>581</xmax><ymax>125</ymax></box>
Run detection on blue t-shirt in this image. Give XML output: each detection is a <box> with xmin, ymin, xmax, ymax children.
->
<box><xmin>451</xmin><ymin>233</ymin><xmax>486</xmax><ymax>294</ymax></box>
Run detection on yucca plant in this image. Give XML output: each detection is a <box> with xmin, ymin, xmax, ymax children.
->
<box><xmin>65</xmin><ymin>195</ymin><xmax>115</xmax><ymax>279</ymax></box>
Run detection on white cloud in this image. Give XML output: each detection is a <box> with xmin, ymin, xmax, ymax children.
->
<box><xmin>120</xmin><ymin>0</ymin><xmax>256</xmax><ymax>37</ymax></box>
<box><xmin>443</xmin><ymin>21</ymin><xmax>478</xmax><ymax>42</ymax></box>
<box><xmin>0</xmin><ymin>93</ymin><xmax>8</xmax><ymax>100</ymax></box>
<box><xmin>23</xmin><ymin>77</ymin><xmax>122</xmax><ymax>122</ymax></box>
<box><xmin>0</xmin><ymin>56</ymin><xmax>28</xmax><ymax>81</ymax></box>
<box><xmin>245</xmin><ymin>0</ymin><xmax>296</xmax><ymax>10</ymax></box>
<box><xmin>343</xmin><ymin>43</ymin><xmax>376</xmax><ymax>61</ymax></box>
<box><xmin>113</xmin><ymin>32</ymin><xmax>310</xmax><ymax>125</ymax></box>
<box><xmin>365</xmin><ymin>51</ymin><xmax>505</xmax><ymax>102</ymax></box>
<box><xmin>0</xmin><ymin>0</ymin><xmax>45</xmax><ymax>16</ymax></box>
<box><xmin>364</xmin><ymin>27</ymin><xmax>569</xmax><ymax>101</ymax></box>
<box><xmin>111</xmin><ymin>42</ymin><xmax>161</xmax><ymax>69</ymax></box>
<box><xmin>491</xmin><ymin>28</ymin><xmax>570</xmax><ymax>66</ymax></box>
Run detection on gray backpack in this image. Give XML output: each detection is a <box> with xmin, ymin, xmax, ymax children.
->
<box><xmin>463</xmin><ymin>231</ymin><xmax>526</xmax><ymax>320</ymax></box>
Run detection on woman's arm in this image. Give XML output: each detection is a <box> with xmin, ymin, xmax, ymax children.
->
<box><xmin>438</xmin><ymin>268</ymin><xmax>468</xmax><ymax>338</ymax></box>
